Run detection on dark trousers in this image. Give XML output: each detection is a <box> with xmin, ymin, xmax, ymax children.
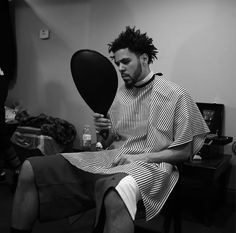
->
<box><xmin>0</xmin><ymin>0</ymin><xmax>20</xmax><ymax>172</ymax></box>
<box><xmin>0</xmin><ymin>78</ymin><xmax>10</xmax><ymax>147</ymax></box>
<box><xmin>0</xmin><ymin>78</ymin><xmax>20</xmax><ymax>170</ymax></box>
<box><xmin>28</xmin><ymin>155</ymin><xmax>127</xmax><ymax>229</ymax></box>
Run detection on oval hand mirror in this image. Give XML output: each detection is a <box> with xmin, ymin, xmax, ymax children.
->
<box><xmin>71</xmin><ymin>49</ymin><xmax>118</xmax><ymax>117</ymax></box>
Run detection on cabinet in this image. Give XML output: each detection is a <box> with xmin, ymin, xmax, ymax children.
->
<box><xmin>181</xmin><ymin>154</ymin><xmax>232</xmax><ymax>226</ymax></box>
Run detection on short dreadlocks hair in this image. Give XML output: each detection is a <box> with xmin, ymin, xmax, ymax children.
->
<box><xmin>108</xmin><ymin>26</ymin><xmax>158</xmax><ymax>64</ymax></box>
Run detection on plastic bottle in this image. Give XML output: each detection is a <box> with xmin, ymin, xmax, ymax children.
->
<box><xmin>82</xmin><ymin>125</ymin><xmax>92</xmax><ymax>150</ymax></box>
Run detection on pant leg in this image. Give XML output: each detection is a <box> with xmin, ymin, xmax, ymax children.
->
<box><xmin>28</xmin><ymin>154</ymin><xmax>128</xmax><ymax>226</ymax></box>
<box><xmin>0</xmin><ymin>78</ymin><xmax>21</xmax><ymax>170</ymax></box>
<box><xmin>0</xmin><ymin>78</ymin><xmax>9</xmax><ymax>171</ymax></box>
<box><xmin>0</xmin><ymin>0</ymin><xmax>18</xmax><ymax>171</ymax></box>
<box><xmin>28</xmin><ymin>154</ymin><xmax>100</xmax><ymax>222</ymax></box>
<box><xmin>0</xmin><ymin>77</ymin><xmax>9</xmax><ymax>149</ymax></box>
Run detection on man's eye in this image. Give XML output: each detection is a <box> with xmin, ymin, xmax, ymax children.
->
<box><xmin>114</xmin><ymin>60</ymin><xmax>130</xmax><ymax>67</ymax></box>
<box><xmin>122</xmin><ymin>60</ymin><xmax>130</xmax><ymax>65</ymax></box>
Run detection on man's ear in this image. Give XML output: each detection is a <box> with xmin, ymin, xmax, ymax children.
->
<box><xmin>140</xmin><ymin>53</ymin><xmax>149</xmax><ymax>64</ymax></box>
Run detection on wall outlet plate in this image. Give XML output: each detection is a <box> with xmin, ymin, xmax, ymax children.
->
<box><xmin>39</xmin><ymin>29</ymin><xmax>50</xmax><ymax>39</ymax></box>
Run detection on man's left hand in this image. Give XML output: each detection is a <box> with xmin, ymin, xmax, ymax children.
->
<box><xmin>112</xmin><ymin>154</ymin><xmax>147</xmax><ymax>167</ymax></box>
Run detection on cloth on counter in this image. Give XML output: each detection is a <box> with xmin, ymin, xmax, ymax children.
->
<box><xmin>11</xmin><ymin>126</ymin><xmax>65</xmax><ymax>156</ymax></box>
<box><xmin>15</xmin><ymin>110</ymin><xmax>77</xmax><ymax>146</ymax></box>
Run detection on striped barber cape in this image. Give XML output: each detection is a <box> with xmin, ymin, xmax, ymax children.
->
<box><xmin>62</xmin><ymin>74</ymin><xmax>209</xmax><ymax>221</ymax></box>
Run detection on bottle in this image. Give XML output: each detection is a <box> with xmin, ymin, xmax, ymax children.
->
<box><xmin>82</xmin><ymin>125</ymin><xmax>92</xmax><ymax>150</ymax></box>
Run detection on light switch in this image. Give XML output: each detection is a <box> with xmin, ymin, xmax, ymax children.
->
<box><xmin>39</xmin><ymin>29</ymin><xmax>50</xmax><ymax>40</ymax></box>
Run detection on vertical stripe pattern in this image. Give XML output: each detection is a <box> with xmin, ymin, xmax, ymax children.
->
<box><xmin>62</xmin><ymin>74</ymin><xmax>209</xmax><ymax>221</ymax></box>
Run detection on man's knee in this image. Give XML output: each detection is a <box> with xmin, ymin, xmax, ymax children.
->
<box><xmin>17</xmin><ymin>160</ymin><xmax>35</xmax><ymax>187</ymax></box>
<box><xmin>104</xmin><ymin>189</ymin><xmax>126</xmax><ymax>216</ymax></box>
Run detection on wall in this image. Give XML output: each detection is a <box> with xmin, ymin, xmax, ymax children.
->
<box><xmin>8</xmin><ymin>0</ymin><xmax>236</xmax><ymax>190</ymax></box>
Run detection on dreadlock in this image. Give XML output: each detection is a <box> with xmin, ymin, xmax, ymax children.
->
<box><xmin>108</xmin><ymin>26</ymin><xmax>158</xmax><ymax>64</ymax></box>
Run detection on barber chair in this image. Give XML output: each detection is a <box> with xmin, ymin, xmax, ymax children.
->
<box><xmin>70</xmin><ymin>49</ymin><xmax>182</xmax><ymax>233</ymax></box>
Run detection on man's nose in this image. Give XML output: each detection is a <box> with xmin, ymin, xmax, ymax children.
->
<box><xmin>118</xmin><ymin>63</ymin><xmax>125</xmax><ymax>72</ymax></box>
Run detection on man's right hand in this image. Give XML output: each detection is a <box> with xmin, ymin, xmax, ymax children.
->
<box><xmin>93</xmin><ymin>113</ymin><xmax>112</xmax><ymax>133</ymax></box>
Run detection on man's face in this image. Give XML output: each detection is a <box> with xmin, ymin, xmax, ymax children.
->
<box><xmin>113</xmin><ymin>48</ymin><xmax>143</xmax><ymax>89</ymax></box>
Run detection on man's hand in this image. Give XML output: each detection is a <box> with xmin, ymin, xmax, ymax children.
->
<box><xmin>112</xmin><ymin>154</ymin><xmax>148</xmax><ymax>167</ymax></box>
<box><xmin>93</xmin><ymin>113</ymin><xmax>112</xmax><ymax>132</ymax></box>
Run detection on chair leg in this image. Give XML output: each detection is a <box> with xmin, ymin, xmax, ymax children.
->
<box><xmin>163</xmin><ymin>213</ymin><xmax>172</xmax><ymax>233</ymax></box>
<box><xmin>163</xmin><ymin>179</ymin><xmax>182</xmax><ymax>233</ymax></box>
<box><xmin>173</xmin><ymin>181</ymin><xmax>182</xmax><ymax>233</ymax></box>
<box><xmin>173</xmin><ymin>209</ymin><xmax>182</xmax><ymax>233</ymax></box>
<box><xmin>162</xmin><ymin>208</ymin><xmax>182</xmax><ymax>233</ymax></box>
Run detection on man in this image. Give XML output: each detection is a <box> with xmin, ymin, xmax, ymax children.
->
<box><xmin>0</xmin><ymin>0</ymin><xmax>21</xmax><ymax>183</ymax></box>
<box><xmin>10</xmin><ymin>26</ymin><xmax>209</xmax><ymax>233</ymax></box>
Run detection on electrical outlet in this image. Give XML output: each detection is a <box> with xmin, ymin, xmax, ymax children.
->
<box><xmin>39</xmin><ymin>29</ymin><xmax>50</xmax><ymax>40</ymax></box>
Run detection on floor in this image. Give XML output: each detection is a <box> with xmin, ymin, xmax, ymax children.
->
<box><xmin>0</xmin><ymin>170</ymin><xmax>235</xmax><ymax>233</ymax></box>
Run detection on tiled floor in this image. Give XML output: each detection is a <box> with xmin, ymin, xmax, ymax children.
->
<box><xmin>0</xmin><ymin>170</ymin><xmax>235</xmax><ymax>233</ymax></box>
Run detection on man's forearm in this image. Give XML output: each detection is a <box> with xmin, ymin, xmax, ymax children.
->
<box><xmin>146</xmin><ymin>141</ymin><xmax>192</xmax><ymax>164</ymax></box>
<box><xmin>112</xmin><ymin>141</ymin><xmax>193</xmax><ymax>167</ymax></box>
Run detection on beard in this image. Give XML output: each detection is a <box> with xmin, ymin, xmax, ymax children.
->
<box><xmin>125</xmin><ymin>80</ymin><xmax>135</xmax><ymax>89</ymax></box>
<box><xmin>124</xmin><ymin>62</ymin><xmax>142</xmax><ymax>89</ymax></box>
